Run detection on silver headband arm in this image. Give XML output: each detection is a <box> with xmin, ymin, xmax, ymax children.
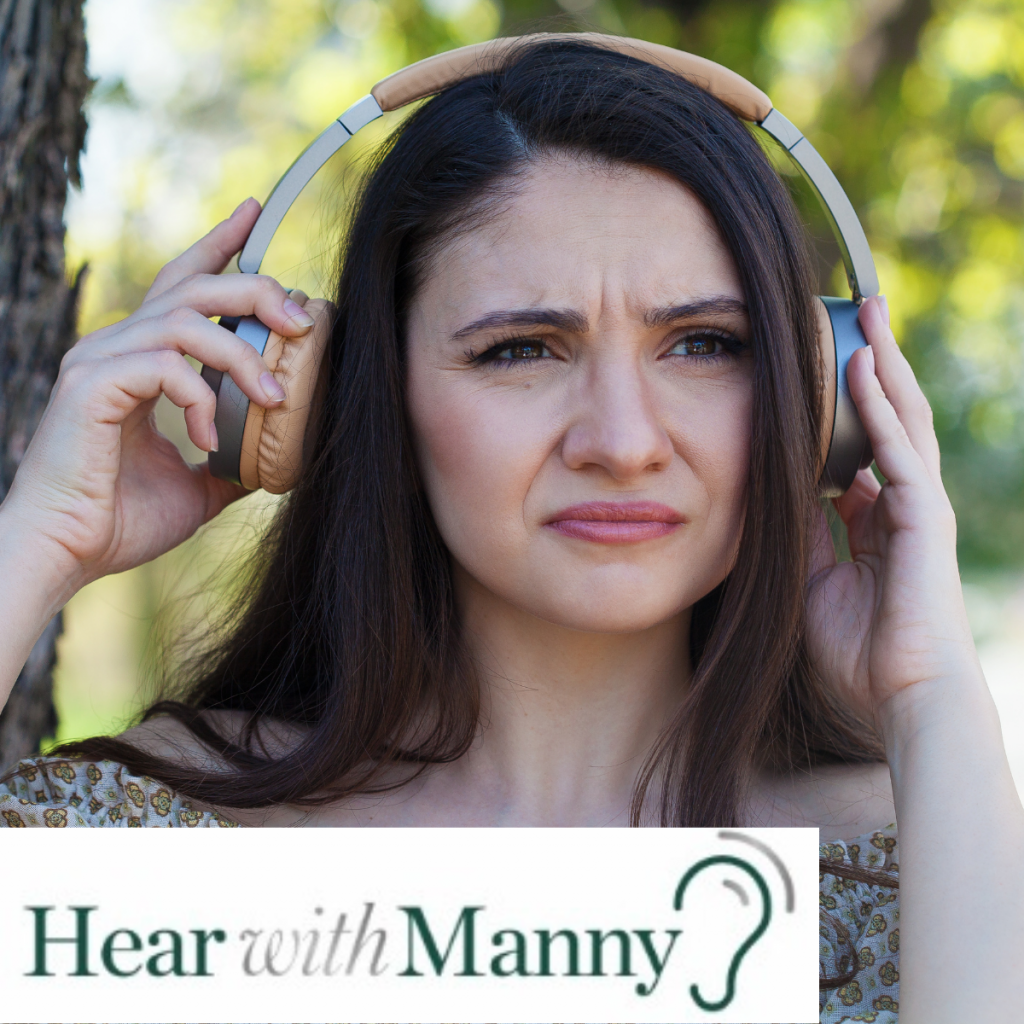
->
<box><xmin>237</xmin><ymin>94</ymin><xmax>384</xmax><ymax>275</ymax></box>
<box><xmin>759</xmin><ymin>108</ymin><xmax>879</xmax><ymax>302</ymax></box>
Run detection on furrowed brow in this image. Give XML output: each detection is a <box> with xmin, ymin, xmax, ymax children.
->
<box><xmin>451</xmin><ymin>308</ymin><xmax>589</xmax><ymax>340</ymax></box>
<box><xmin>644</xmin><ymin>297</ymin><xmax>749</xmax><ymax>328</ymax></box>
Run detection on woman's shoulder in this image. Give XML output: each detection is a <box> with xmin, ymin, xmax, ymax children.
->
<box><xmin>0</xmin><ymin>755</ymin><xmax>242</xmax><ymax>828</ymax></box>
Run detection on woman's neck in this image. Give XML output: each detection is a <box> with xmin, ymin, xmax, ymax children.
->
<box><xmin>447</xmin><ymin>568</ymin><xmax>691</xmax><ymax>825</ymax></box>
<box><xmin>167</xmin><ymin>575</ymin><xmax>692</xmax><ymax>828</ymax></box>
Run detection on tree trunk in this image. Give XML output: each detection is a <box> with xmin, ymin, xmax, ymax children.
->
<box><xmin>0</xmin><ymin>0</ymin><xmax>89</xmax><ymax>763</ymax></box>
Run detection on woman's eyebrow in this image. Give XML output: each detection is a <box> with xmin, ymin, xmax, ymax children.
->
<box><xmin>449</xmin><ymin>298</ymin><xmax>746</xmax><ymax>340</ymax></box>
<box><xmin>644</xmin><ymin>297</ymin><xmax>748</xmax><ymax>327</ymax></box>
<box><xmin>450</xmin><ymin>307</ymin><xmax>589</xmax><ymax>340</ymax></box>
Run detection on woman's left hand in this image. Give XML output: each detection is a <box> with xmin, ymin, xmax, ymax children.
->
<box><xmin>805</xmin><ymin>295</ymin><xmax>981</xmax><ymax>728</ymax></box>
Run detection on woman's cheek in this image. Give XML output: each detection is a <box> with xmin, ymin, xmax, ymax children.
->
<box><xmin>664</xmin><ymin>379</ymin><xmax>752</xmax><ymax>570</ymax></box>
<box><xmin>699</xmin><ymin>392</ymin><xmax>750</xmax><ymax>572</ymax></box>
<box><xmin>408</xmin><ymin>374</ymin><xmax>553</xmax><ymax>572</ymax></box>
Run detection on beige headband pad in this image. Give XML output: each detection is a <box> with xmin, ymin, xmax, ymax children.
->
<box><xmin>238</xmin><ymin>297</ymin><xmax>332</xmax><ymax>494</ymax></box>
<box><xmin>370</xmin><ymin>33</ymin><xmax>772</xmax><ymax>122</ymax></box>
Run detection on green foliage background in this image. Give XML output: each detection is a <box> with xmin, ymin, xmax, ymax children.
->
<box><xmin>54</xmin><ymin>0</ymin><xmax>1024</xmax><ymax>742</ymax></box>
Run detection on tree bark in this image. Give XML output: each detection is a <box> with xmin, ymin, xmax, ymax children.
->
<box><xmin>0</xmin><ymin>0</ymin><xmax>89</xmax><ymax>763</ymax></box>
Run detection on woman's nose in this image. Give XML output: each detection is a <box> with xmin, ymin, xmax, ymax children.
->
<box><xmin>560</xmin><ymin>358</ymin><xmax>674</xmax><ymax>481</ymax></box>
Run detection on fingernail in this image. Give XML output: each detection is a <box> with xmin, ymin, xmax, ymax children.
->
<box><xmin>260</xmin><ymin>371</ymin><xmax>286</xmax><ymax>404</ymax></box>
<box><xmin>864</xmin><ymin>345</ymin><xmax>875</xmax><ymax>374</ymax></box>
<box><xmin>877</xmin><ymin>295</ymin><xmax>890</xmax><ymax>326</ymax></box>
<box><xmin>209</xmin><ymin>422</ymin><xmax>219</xmax><ymax>452</ymax></box>
<box><xmin>283</xmin><ymin>298</ymin><xmax>315</xmax><ymax>330</ymax></box>
<box><xmin>230</xmin><ymin>197</ymin><xmax>254</xmax><ymax>218</ymax></box>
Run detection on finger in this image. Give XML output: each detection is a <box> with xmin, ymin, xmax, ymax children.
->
<box><xmin>64</xmin><ymin>350</ymin><xmax>219</xmax><ymax>453</ymax></box>
<box><xmin>144</xmin><ymin>198</ymin><xmax>261</xmax><ymax>301</ymax></box>
<box><xmin>128</xmin><ymin>354</ymin><xmax>217</xmax><ymax>455</ymax></box>
<box><xmin>833</xmin><ymin>465</ymin><xmax>882</xmax><ymax>526</ymax></box>
<box><xmin>83</xmin><ymin>286</ymin><xmax>313</xmax><ymax>357</ymax></box>
<box><xmin>76</xmin><ymin>271</ymin><xmax>315</xmax><ymax>357</ymax></box>
<box><xmin>846</xmin><ymin>342</ymin><xmax>930</xmax><ymax>490</ymax></box>
<box><xmin>193</xmin><ymin>463</ymin><xmax>250</xmax><ymax>516</ymax></box>
<box><xmin>858</xmin><ymin>297</ymin><xmax>942</xmax><ymax>483</ymax></box>
<box><xmin>66</xmin><ymin>308</ymin><xmax>287</xmax><ymax>412</ymax></box>
<box><xmin>115</xmin><ymin>271</ymin><xmax>316</xmax><ymax>342</ymax></box>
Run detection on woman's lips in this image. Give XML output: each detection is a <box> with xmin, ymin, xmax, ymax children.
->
<box><xmin>544</xmin><ymin>501</ymin><xmax>686</xmax><ymax>544</ymax></box>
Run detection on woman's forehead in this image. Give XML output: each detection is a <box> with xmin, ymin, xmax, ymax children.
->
<box><xmin>414</xmin><ymin>155</ymin><xmax>744</xmax><ymax>329</ymax></box>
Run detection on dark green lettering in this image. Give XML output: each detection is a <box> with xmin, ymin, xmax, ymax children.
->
<box><xmin>490</xmin><ymin>929</ymin><xmax>529</xmax><ymax>976</ymax></box>
<box><xmin>146</xmin><ymin>929</ymin><xmax>184</xmax><ymax>977</ymax></box>
<box><xmin>587</xmin><ymin>929</ymin><xmax>633</xmax><ymax>977</ymax></box>
<box><xmin>191</xmin><ymin>929</ymin><xmax>226</xmax><ymax>976</ymax></box>
<box><xmin>26</xmin><ymin>906</ymin><xmax>97</xmax><ymax>977</ymax></box>
<box><xmin>399</xmin><ymin>906</ymin><xmax>484</xmax><ymax>977</ymax></box>
<box><xmin>101</xmin><ymin>928</ymin><xmax>142</xmax><ymax>977</ymax></box>
<box><xmin>634</xmin><ymin>929</ymin><xmax>681</xmax><ymax>996</ymax></box>
<box><xmin>536</xmin><ymin>929</ymin><xmax>580</xmax><ymax>976</ymax></box>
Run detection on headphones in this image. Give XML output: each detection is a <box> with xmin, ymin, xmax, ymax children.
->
<box><xmin>202</xmin><ymin>32</ymin><xmax>876</xmax><ymax>496</ymax></box>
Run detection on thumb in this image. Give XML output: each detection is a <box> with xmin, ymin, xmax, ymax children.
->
<box><xmin>196</xmin><ymin>465</ymin><xmax>250</xmax><ymax>521</ymax></box>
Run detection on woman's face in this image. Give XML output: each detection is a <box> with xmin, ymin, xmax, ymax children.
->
<box><xmin>405</xmin><ymin>156</ymin><xmax>752</xmax><ymax>633</ymax></box>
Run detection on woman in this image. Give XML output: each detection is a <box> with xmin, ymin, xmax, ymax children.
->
<box><xmin>0</xmin><ymin>37</ymin><xmax>1020</xmax><ymax>1020</ymax></box>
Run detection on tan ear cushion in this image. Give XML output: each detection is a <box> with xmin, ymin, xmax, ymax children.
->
<box><xmin>371</xmin><ymin>33</ymin><xmax>773</xmax><ymax>122</ymax></box>
<box><xmin>238</xmin><ymin>297</ymin><xmax>332</xmax><ymax>494</ymax></box>
<box><xmin>815</xmin><ymin>297</ymin><xmax>838</xmax><ymax>475</ymax></box>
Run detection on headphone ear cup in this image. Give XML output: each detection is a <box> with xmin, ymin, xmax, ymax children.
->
<box><xmin>238</xmin><ymin>297</ymin><xmax>332</xmax><ymax>494</ymax></box>
<box><xmin>816</xmin><ymin>296</ymin><xmax>873</xmax><ymax>497</ymax></box>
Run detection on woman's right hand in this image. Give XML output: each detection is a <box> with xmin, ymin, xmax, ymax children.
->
<box><xmin>0</xmin><ymin>198</ymin><xmax>316</xmax><ymax>593</ymax></box>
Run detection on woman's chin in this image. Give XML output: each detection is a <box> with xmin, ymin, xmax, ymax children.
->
<box><xmin>509</xmin><ymin>584</ymin><xmax>695</xmax><ymax>635</ymax></box>
<box><xmin>456</xmin><ymin>557</ymin><xmax>714</xmax><ymax>635</ymax></box>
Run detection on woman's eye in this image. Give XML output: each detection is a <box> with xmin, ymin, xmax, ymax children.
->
<box><xmin>494</xmin><ymin>341</ymin><xmax>550</xmax><ymax>360</ymax></box>
<box><xmin>668</xmin><ymin>335</ymin><xmax>725</xmax><ymax>357</ymax></box>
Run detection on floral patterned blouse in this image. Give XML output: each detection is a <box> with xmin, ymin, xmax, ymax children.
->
<box><xmin>0</xmin><ymin>756</ymin><xmax>900</xmax><ymax>1022</ymax></box>
<box><xmin>0</xmin><ymin>756</ymin><xmax>238</xmax><ymax>828</ymax></box>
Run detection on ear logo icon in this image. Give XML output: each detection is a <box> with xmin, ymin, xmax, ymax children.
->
<box><xmin>674</xmin><ymin>856</ymin><xmax>771</xmax><ymax>1011</ymax></box>
<box><xmin>673</xmin><ymin>832</ymin><xmax>796</xmax><ymax>1012</ymax></box>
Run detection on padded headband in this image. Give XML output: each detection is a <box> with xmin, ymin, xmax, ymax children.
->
<box><xmin>371</xmin><ymin>33</ymin><xmax>772</xmax><ymax>120</ymax></box>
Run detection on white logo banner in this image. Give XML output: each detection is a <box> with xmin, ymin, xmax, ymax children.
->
<box><xmin>0</xmin><ymin>828</ymin><xmax>819</xmax><ymax>1023</ymax></box>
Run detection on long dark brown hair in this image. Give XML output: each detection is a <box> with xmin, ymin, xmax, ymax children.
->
<box><xmin>40</xmin><ymin>38</ymin><xmax>883</xmax><ymax>825</ymax></box>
